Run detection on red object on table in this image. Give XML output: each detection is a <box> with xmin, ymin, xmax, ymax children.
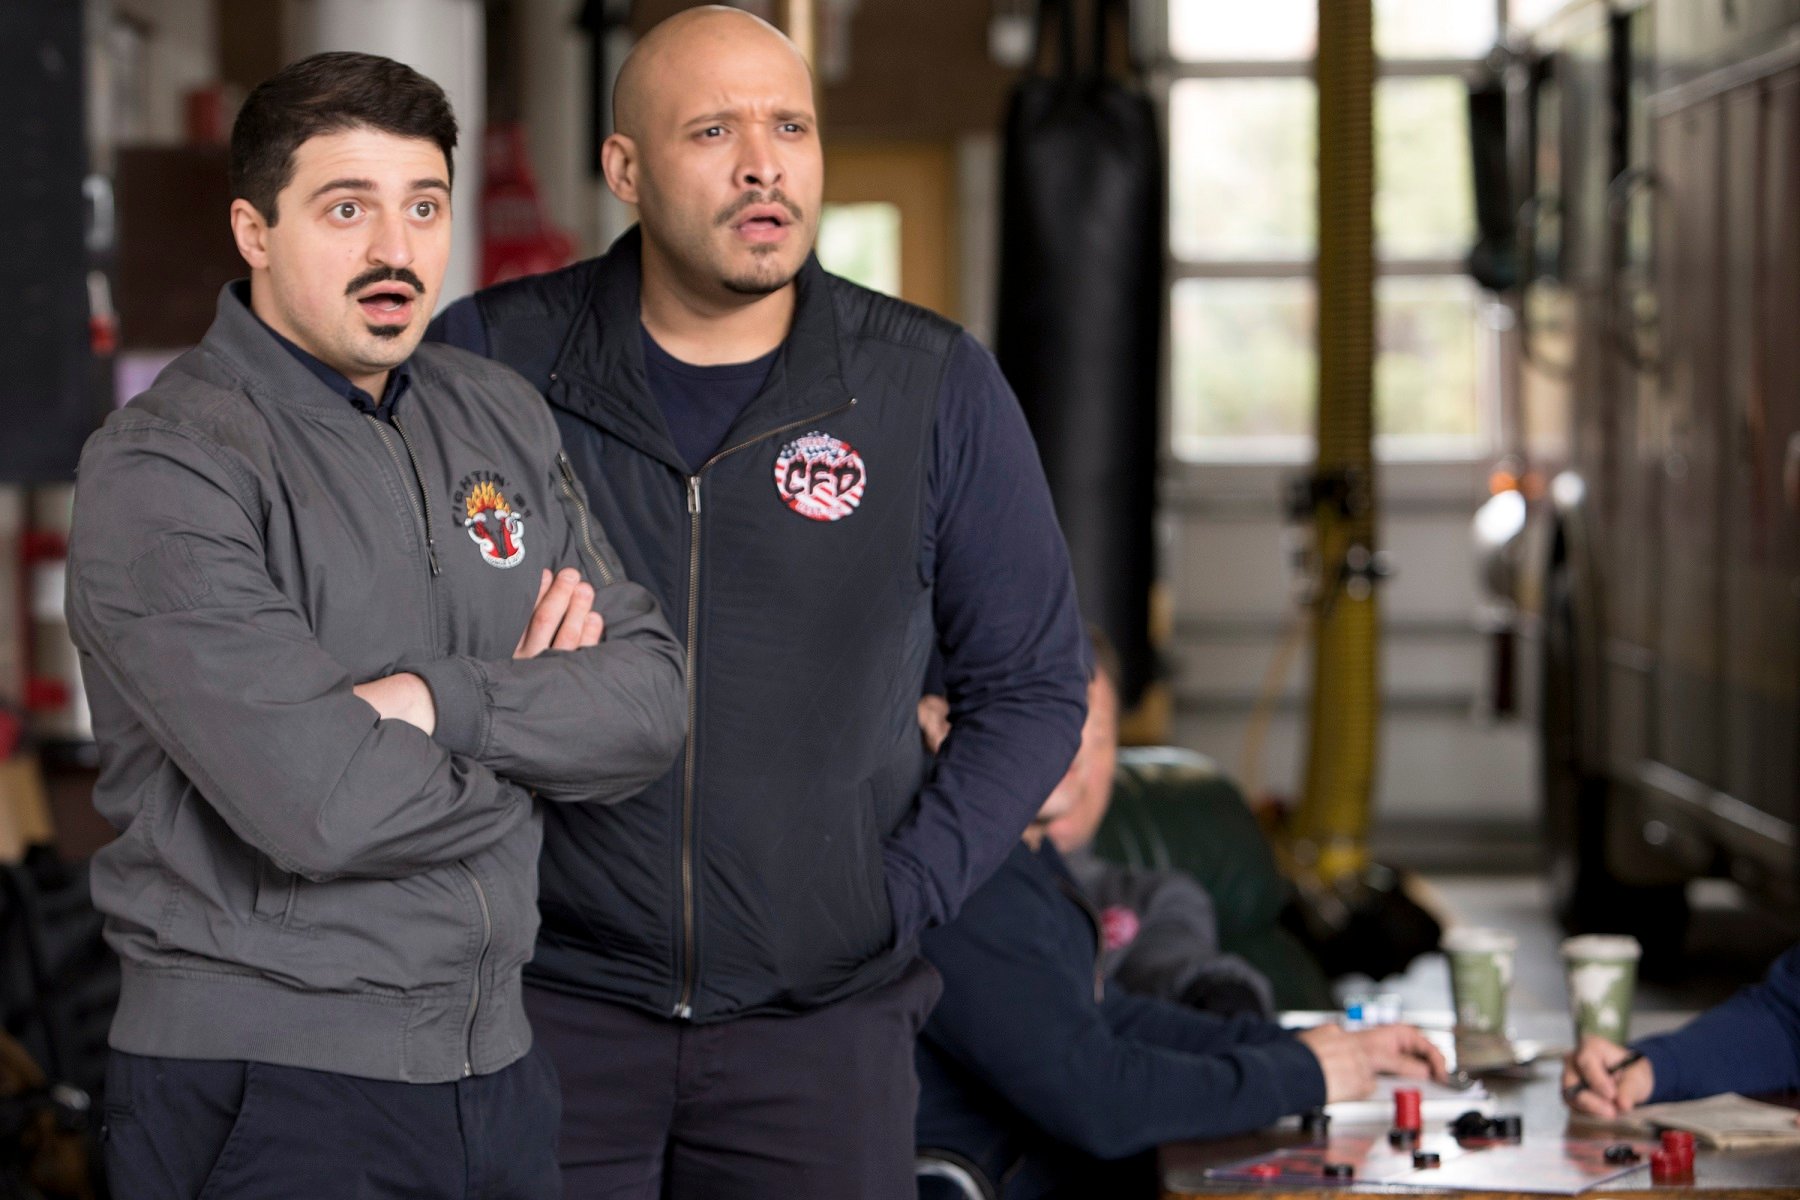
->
<box><xmin>1246</xmin><ymin>1162</ymin><xmax>1281</xmax><ymax>1179</ymax></box>
<box><xmin>1650</xmin><ymin>1148</ymin><xmax>1693</xmax><ymax>1184</ymax></box>
<box><xmin>1394</xmin><ymin>1087</ymin><xmax>1423</xmax><ymax>1132</ymax></box>
<box><xmin>1661</xmin><ymin>1129</ymin><xmax>1696</xmax><ymax>1172</ymax></box>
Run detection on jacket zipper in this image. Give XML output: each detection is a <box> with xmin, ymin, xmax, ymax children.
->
<box><xmin>555</xmin><ymin>451</ymin><xmax>616</xmax><ymax>587</ymax></box>
<box><xmin>672</xmin><ymin>396</ymin><xmax>857</xmax><ymax>1019</ymax></box>
<box><xmin>365</xmin><ymin>413</ymin><xmax>490</xmax><ymax>1072</ymax></box>
<box><xmin>366</xmin><ymin>415</ymin><xmax>442</xmax><ymax>578</ymax></box>
<box><xmin>457</xmin><ymin>862</ymin><xmax>492</xmax><ymax>1076</ymax></box>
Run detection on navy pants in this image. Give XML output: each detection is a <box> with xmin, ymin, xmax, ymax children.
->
<box><xmin>525</xmin><ymin>956</ymin><xmax>942</xmax><ymax>1200</ymax></box>
<box><xmin>101</xmin><ymin>1043</ymin><xmax>561</xmax><ymax>1199</ymax></box>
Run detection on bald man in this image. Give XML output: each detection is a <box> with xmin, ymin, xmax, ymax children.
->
<box><xmin>430</xmin><ymin>8</ymin><xmax>1087</xmax><ymax>1197</ymax></box>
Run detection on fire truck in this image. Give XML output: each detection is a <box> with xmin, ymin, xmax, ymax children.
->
<box><xmin>1482</xmin><ymin>0</ymin><xmax>1800</xmax><ymax>964</ymax></box>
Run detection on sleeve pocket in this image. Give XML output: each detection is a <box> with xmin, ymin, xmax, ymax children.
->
<box><xmin>126</xmin><ymin>537</ymin><xmax>215</xmax><ymax>614</ymax></box>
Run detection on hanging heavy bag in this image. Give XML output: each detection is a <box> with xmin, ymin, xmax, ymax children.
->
<box><xmin>995</xmin><ymin>0</ymin><xmax>1163</xmax><ymax>707</ymax></box>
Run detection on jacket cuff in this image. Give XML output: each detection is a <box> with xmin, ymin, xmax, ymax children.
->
<box><xmin>1270</xmin><ymin>1033</ymin><xmax>1330</xmax><ymax>1113</ymax></box>
<box><xmin>405</xmin><ymin>656</ymin><xmax>490</xmax><ymax>759</ymax></box>
<box><xmin>1632</xmin><ymin>1035</ymin><xmax>1683</xmax><ymax>1103</ymax></box>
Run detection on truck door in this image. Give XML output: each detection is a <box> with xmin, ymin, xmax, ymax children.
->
<box><xmin>1650</xmin><ymin>97</ymin><xmax>1726</xmax><ymax>793</ymax></box>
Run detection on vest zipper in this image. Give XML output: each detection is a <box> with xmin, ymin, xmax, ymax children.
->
<box><xmin>555</xmin><ymin>451</ymin><xmax>616</xmax><ymax>587</ymax></box>
<box><xmin>671</xmin><ymin>396</ymin><xmax>857</xmax><ymax>1020</ymax></box>
<box><xmin>365</xmin><ymin>414</ymin><xmax>489</xmax><ymax>1071</ymax></box>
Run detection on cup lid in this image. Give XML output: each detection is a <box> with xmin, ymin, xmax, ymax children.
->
<box><xmin>1560</xmin><ymin>934</ymin><xmax>1642</xmax><ymax>960</ymax></box>
<box><xmin>1441</xmin><ymin>927</ymin><xmax>1519</xmax><ymax>953</ymax></box>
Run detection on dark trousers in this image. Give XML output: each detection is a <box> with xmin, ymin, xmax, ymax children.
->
<box><xmin>101</xmin><ymin>1043</ymin><xmax>561</xmax><ymax>1200</ymax></box>
<box><xmin>525</xmin><ymin>957</ymin><xmax>942</xmax><ymax>1200</ymax></box>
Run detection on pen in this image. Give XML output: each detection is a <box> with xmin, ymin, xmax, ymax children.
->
<box><xmin>1563</xmin><ymin>1050</ymin><xmax>1645</xmax><ymax>1102</ymax></box>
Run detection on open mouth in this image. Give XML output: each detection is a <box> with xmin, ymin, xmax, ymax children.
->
<box><xmin>356</xmin><ymin>288</ymin><xmax>416</xmax><ymax>324</ymax></box>
<box><xmin>732</xmin><ymin>207</ymin><xmax>792</xmax><ymax>244</ymax></box>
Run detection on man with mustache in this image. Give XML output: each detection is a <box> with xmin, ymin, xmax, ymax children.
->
<box><xmin>66</xmin><ymin>52</ymin><xmax>685</xmax><ymax>1198</ymax></box>
<box><xmin>429</xmin><ymin>6</ymin><xmax>1088</xmax><ymax>1197</ymax></box>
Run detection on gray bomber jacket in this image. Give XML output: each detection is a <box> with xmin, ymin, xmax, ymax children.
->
<box><xmin>66</xmin><ymin>286</ymin><xmax>686</xmax><ymax>1083</ymax></box>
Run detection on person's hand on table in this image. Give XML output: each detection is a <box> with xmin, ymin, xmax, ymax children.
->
<box><xmin>1350</xmin><ymin>1023</ymin><xmax>1449</xmax><ymax>1082</ymax></box>
<box><xmin>1297</xmin><ymin>1024</ymin><xmax>1377</xmax><ymax>1102</ymax></box>
<box><xmin>1562</xmin><ymin>1033</ymin><xmax>1655</xmax><ymax>1118</ymax></box>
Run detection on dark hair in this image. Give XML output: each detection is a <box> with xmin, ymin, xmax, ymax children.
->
<box><xmin>230</xmin><ymin>51</ymin><xmax>458</xmax><ymax>223</ymax></box>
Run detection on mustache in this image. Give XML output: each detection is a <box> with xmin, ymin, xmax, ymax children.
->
<box><xmin>715</xmin><ymin>190</ymin><xmax>805</xmax><ymax>226</ymax></box>
<box><xmin>345</xmin><ymin>266</ymin><xmax>426</xmax><ymax>297</ymax></box>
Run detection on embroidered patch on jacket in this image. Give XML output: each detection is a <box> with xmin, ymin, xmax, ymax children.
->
<box><xmin>773</xmin><ymin>431</ymin><xmax>867</xmax><ymax>522</ymax></box>
<box><xmin>452</xmin><ymin>471</ymin><xmax>533</xmax><ymax>569</ymax></box>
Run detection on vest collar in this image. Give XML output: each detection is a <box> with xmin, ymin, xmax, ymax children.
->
<box><xmin>554</xmin><ymin>226</ymin><xmax>855</xmax><ymax>475</ymax></box>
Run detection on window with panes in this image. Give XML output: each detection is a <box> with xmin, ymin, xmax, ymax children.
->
<box><xmin>1164</xmin><ymin>0</ymin><xmax>1519</xmax><ymax>461</ymax></box>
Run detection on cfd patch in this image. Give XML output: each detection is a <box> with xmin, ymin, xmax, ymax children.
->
<box><xmin>772</xmin><ymin>431</ymin><xmax>867</xmax><ymax>522</ymax></box>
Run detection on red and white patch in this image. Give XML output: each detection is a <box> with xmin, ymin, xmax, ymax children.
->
<box><xmin>773</xmin><ymin>431</ymin><xmax>867</xmax><ymax>522</ymax></box>
<box><xmin>1100</xmin><ymin>906</ymin><xmax>1141</xmax><ymax>952</ymax></box>
<box><xmin>459</xmin><ymin>478</ymin><xmax>526</xmax><ymax>568</ymax></box>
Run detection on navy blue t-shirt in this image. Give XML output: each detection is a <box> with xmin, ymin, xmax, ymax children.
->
<box><xmin>641</xmin><ymin>326</ymin><xmax>779</xmax><ymax>475</ymax></box>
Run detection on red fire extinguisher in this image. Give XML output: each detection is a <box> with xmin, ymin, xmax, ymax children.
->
<box><xmin>20</xmin><ymin>492</ymin><xmax>89</xmax><ymax>743</ymax></box>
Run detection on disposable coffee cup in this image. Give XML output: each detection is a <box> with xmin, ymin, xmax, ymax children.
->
<box><xmin>1561</xmin><ymin>934</ymin><xmax>1641</xmax><ymax>1045</ymax></box>
<box><xmin>1442</xmin><ymin>927</ymin><xmax>1517</xmax><ymax>1034</ymax></box>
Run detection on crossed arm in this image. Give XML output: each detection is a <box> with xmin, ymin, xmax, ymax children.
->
<box><xmin>354</xmin><ymin>565</ymin><xmax>609</xmax><ymax>734</ymax></box>
<box><xmin>68</xmin><ymin>421</ymin><xmax>683</xmax><ymax>880</ymax></box>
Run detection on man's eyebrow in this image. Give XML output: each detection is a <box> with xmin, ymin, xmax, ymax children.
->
<box><xmin>682</xmin><ymin>108</ymin><xmax>816</xmax><ymax>129</ymax></box>
<box><xmin>304</xmin><ymin>177</ymin><xmax>450</xmax><ymax>203</ymax></box>
<box><xmin>305</xmin><ymin>177</ymin><xmax>376</xmax><ymax>203</ymax></box>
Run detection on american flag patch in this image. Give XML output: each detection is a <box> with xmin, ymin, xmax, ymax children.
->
<box><xmin>773</xmin><ymin>431</ymin><xmax>867</xmax><ymax>522</ymax></box>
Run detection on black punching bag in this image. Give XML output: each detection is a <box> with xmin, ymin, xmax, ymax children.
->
<box><xmin>996</xmin><ymin>0</ymin><xmax>1162</xmax><ymax>707</ymax></box>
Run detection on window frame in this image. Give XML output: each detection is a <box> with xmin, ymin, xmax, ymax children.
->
<box><xmin>1154</xmin><ymin>0</ymin><xmax>1514</xmax><ymax>468</ymax></box>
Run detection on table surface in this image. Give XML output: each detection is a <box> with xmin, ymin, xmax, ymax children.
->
<box><xmin>1160</xmin><ymin>1013</ymin><xmax>1800</xmax><ymax>1199</ymax></box>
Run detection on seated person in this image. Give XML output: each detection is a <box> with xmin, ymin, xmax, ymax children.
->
<box><xmin>1046</xmin><ymin>633</ymin><xmax>1276</xmax><ymax>1017</ymax></box>
<box><xmin>1562</xmin><ymin>940</ymin><xmax>1800</xmax><ymax>1118</ymax></box>
<box><xmin>918</xmin><ymin>631</ymin><xmax>1274</xmax><ymax>1019</ymax></box>
<box><xmin>915</xmin><ymin>688</ymin><xmax>1447</xmax><ymax>1199</ymax></box>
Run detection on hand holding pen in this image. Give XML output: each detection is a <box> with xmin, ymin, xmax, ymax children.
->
<box><xmin>1561</xmin><ymin>1036</ymin><xmax>1655</xmax><ymax>1118</ymax></box>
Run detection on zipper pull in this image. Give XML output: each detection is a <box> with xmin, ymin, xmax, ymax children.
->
<box><xmin>426</xmin><ymin>540</ymin><xmax>441</xmax><ymax>577</ymax></box>
<box><xmin>687</xmin><ymin>476</ymin><xmax>702</xmax><ymax>516</ymax></box>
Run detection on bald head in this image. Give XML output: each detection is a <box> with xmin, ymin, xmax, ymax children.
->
<box><xmin>614</xmin><ymin>6</ymin><xmax>813</xmax><ymax>141</ymax></box>
<box><xmin>600</xmin><ymin>2</ymin><xmax>825</xmax><ymax>314</ymax></box>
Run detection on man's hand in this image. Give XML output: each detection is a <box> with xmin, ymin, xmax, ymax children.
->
<box><xmin>514</xmin><ymin>568</ymin><xmax>604</xmax><ymax>659</ymax></box>
<box><xmin>1297</xmin><ymin>1025</ymin><xmax>1376</xmax><ymax>1103</ymax></box>
<box><xmin>1562</xmin><ymin>1034</ymin><xmax>1655</xmax><ymax>1118</ymax></box>
<box><xmin>918</xmin><ymin>694</ymin><xmax>951</xmax><ymax>754</ymax></box>
<box><xmin>353</xmin><ymin>672</ymin><xmax>437</xmax><ymax>735</ymax></box>
<box><xmin>1349</xmin><ymin>1024</ymin><xmax>1448</xmax><ymax>1082</ymax></box>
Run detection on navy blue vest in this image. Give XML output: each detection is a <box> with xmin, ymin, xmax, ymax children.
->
<box><xmin>475</xmin><ymin>229</ymin><xmax>957</xmax><ymax>1019</ymax></box>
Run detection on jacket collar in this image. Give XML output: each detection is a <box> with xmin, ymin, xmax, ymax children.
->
<box><xmin>200</xmin><ymin>283</ymin><xmax>391</xmax><ymax>419</ymax></box>
<box><xmin>554</xmin><ymin>226</ymin><xmax>855</xmax><ymax>474</ymax></box>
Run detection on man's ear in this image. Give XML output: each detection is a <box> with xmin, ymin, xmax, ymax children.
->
<box><xmin>601</xmin><ymin>133</ymin><xmax>640</xmax><ymax>206</ymax></box>
<box><xmin>230</xmin><ymin>198</ymin><xmax>272</xmax><ymax>270</ymax></box>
